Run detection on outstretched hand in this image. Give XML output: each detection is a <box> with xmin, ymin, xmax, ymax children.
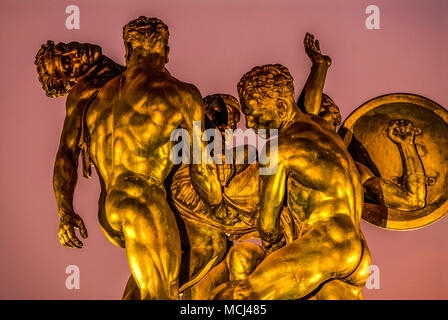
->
<box><xmin>304</xmin><ymin>32</ymin><xmax>331</xmax><ymax>66</ymax></box>
<box><xmin>58</xmin><ymin>210</ymin><xmax>88</xmax><ymax>248</ymax></box>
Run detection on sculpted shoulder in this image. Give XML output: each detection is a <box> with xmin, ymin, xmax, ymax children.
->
<box><xmin>278</xmin><ymin>120</ymin><xmax>350</xmax><ymax>169</ymax></box>
<box><xmin>92</xmin><ymin>74</ymin><xmax>122</xmax><ymax>103</ymax></box>
<box><xmin>122</xmin><ymin>68</ymin><xmax>202</xmax><ymax>107</ymax></box>
<box><xmin>65</xmin><ymin>78</ymin><xmax>100</xmax><ymax>117</ymax></box>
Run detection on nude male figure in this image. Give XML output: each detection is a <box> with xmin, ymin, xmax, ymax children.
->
<box><xmin>35</xmin><ymin>17</ymin><xmax>221</xmax><ymax>299</ymax></box>
<box><xmin>83</xmin><ymin>16</ymin><xmax>223</xmax><ymax>299</ymax></box>
<box><xmin>34</xmin><ymin>40</ymin><xmax>125</xmax><ymax>248</ymax></box>
<box><xmin>182</xmin><ymin>35</ymin><xmax>425</xmax><ymax>300</ymax></box>
<box><xmin>122</xmin><ymin>94</ymin><xmax>263</xmax><ymax>300</ymax></box>
<box><xmin>216</xmin><ymin>35</ymin><xmax>425</xmax><ymax>299</ymax></box>
<box><xmin>214</xmin><ymin>62</ymin><xmax>371</xmax><ymax>300</ymax></box>
<box><xmin>35</xmin><ymin>39</ymin><xmax>235</xmax><ymax>299</ymax></box>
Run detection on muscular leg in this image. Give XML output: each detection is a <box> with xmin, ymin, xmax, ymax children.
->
<box><xmin>106</xmin><ymin>173</ymin><xmax>181</xmax><ymax>300</ymax></box>
<box><xmin>211</xmin><ymin>242</ymin><xmax>266</xmax><ymax>300</ymax></box>
<box><xmin>233</xmin><ymin>215</ymin><xmax>363</xmax><ymax>300</ymax></box>
<box><xmin>227</xmin><ymin>242</ymin><xmax>265</xmax><ymax>281</ymax></box>
<box><xmin>309</xmin><ymin>280</ymin><xmax>364</xmax><ymax>300</ymax></box>
<box><xmin>119</xmin><ymin>213</ymin><xmax>229</xmax><ymax>300</ymax></box>
<box><xmin>180</xmin><ymin>218</ymin><xmax>228</xmax><ymax>293</ymax></box>
<box><xmin>188</xmin><ymin>242</ymin><xmax>265</xmax><ymax>299</ymax></box>
<box><xmin>185</xmin><ymin>258</ymin><xmax>229</xmax><ymax>300</ymax></box>
<box><xmin>309</xmin><ymin>234</ymin><xmax>370</xmax><ymax>300</ymax></box>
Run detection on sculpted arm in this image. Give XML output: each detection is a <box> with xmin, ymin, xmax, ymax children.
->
<box><xmin>359</xmin><ymin>120</ymin><xmax>426</xmax><ymax>211</ymax></box>
<box><xmin>297</xmin><ymin>33</ymin><xmax>331</xmax><ymax>115</ymax></box>
<box><xmin>258</xmin><ymin>142</ymin><xmax>286</xmax><ymax>245</ymax></box>
<box><xmin>232</xmin><ymin>139</ymin><xmax>365</xmax><ymax>300</ymax></box>
<box><xmin>54</xmin><ymin>100</ymin><xmax>88</xmax><ymax>248</ymax></box>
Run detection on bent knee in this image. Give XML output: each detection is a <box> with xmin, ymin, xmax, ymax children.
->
<box><xmin>226</xmin><ymin>242</ymin><xmax>265</xmax><ymax>281</ymax></box>
<box><xmin>343</xmin><ymin>236</ymin><xmax>371</xmax><ymax>287</ymax></box>
<box><xmin>316</xmin><ymin>216</ymin><xmax>364</xmax><ymax>277</ymax></box>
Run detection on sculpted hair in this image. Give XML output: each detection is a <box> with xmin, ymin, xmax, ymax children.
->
<box><xmin>34</xmin><ymin>40</ymin><xmax>75</xmax><ymax>98</ymax></box>
<box><xmin>123</xmin><ymin>16</ymin><xmax>169</xmax><ymax>49</ymax></box>
<box><xmin>237</xmin><ymin>64</ymin><xmax>295</xmax><ymax>104</ymax></box>
<box><xmin>203</xmin><ymin>94</ymin><xmax>241</xmax><ymax>112</ymax></box>
<box><xmin>320</xmin><ymin>93</ymin><xmax>342</xmax><ymax>127</ymax></box>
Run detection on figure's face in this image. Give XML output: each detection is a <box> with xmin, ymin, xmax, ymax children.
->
<box><xmin>241</xmin><ymin>95</ymin><xmax>280</xmax><ymax>133</ymax></box>
<box><xmin>206</xmin><ymin>98</ymin><xmax>240</xmax><ymax>131</ymax></box>
<box><xmin>318</xmin><ymin>100</ymin><xmax>341</xmax><ymax>131</ymax></box>
<box><xmin>60</xmin><ymin>42</ymin><xmax>100</xmax><ymax>78</ymax></box>
<box><xmin>45</xmin><ymin>42</ymin><xmax>101</xmax><ymax>79</ymax></box>
<box><xmin>37</xmin><ymin>42</ymin><xmax>101</xmax><ymax>97</ymax></box>
<box><xmin>205</xmin><ymin>96</ymin><xmax>241</xmax><ymax>145</ymax></box>
<box><xmin>226</xmin><ymin>105</ymin><xmax>241</xmax><ymax>131</ymax></box>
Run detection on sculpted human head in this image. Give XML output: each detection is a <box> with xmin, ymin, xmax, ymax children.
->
<box><xmin>34</xmin><ymin>40</ymin><xmax>102</xmax><ymax>97</ymax></box>
<box><xmin>123</xmin><ymin>16</ymin><xmax>170</xmax><ymax>64</ymax></box>
<box><xmin>319</xmin><ymin>94</ymin><xmax>341</xmax><ymax>130</ymax></box>
<box><xmin>204</xmin><ymin>94</ymin><xmax>241</xmax><ymax>132</ymax></box>
<box><xmin>237</xmin><ymin>64</ymin><xmax>295</xmax><ymax>132</ymax></box>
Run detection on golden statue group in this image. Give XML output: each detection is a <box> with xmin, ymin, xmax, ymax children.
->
<box><xmin>35</xmin><ymin>16</ymin><xmax>448</xmax><ymax>299</ymax></box>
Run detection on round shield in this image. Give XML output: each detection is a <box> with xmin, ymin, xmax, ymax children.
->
<box><xmin>339</xmin><ymin>93</ymin><xmax>448</xmax><ymax>230</ymax></box>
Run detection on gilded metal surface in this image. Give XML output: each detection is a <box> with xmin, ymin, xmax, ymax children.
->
<box><xmin>170</xmin><ymin>93</ymin><xmax>261</xmax><ymax>296</ymax></box>
<box><xmin>36</xmin><ymin>17</ymin><xmax>223</xmax><ymax>300</ymax></box>
<box><xmin>122</xmin><ymin>94</ymin><xmax>262</xmax><ymax>300</ymax></box>
<box><xmin>34</xmin><ymin>40</ymin><xmax>125</xmax><ymax>246</ymax></box>
<box><xmin>219</xmin><ymin>51</ymin><xmax>371</xmax><ymax>298</ymax></box>
<box><xmin>35</xmin><ymin>22</ymin><xmax>444</xmax><ymax>300</ymax></box>
<box><xmin>340</xmin><ymin>94</ymin><xmax>448</xmax><ymax>230</ymax></box>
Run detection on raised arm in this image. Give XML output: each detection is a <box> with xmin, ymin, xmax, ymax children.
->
<box><xmin>359</xmin><ymin>120</ymin><xmax>426</xmax><ymax>211</ymax></box>
<box><xmin>297</xmin><ymin>33</ymin><xmax>331</xmax><ymax>115</ymax></box>
<box><xmin>54</xmin><ymin>98</ymin><xmax>88</xmax><ymax>248</ymax></box>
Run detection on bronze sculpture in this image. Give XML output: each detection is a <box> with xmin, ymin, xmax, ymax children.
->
<box><xmin>123</xmin><ymin>93</ymin><xmax>262</xmax><ymax>300</ymax></box>
<box><xmin>35</xmin><ymin>16</ymin><xmax>445</xmax><ymax>300</ymax></box>
<box><xmin>210</xmin><ymin>62</ymin><xmax>371</xmax><ymax>300</ymax></box>
<box><xmin>34</xmin><ymin>40</ymin><xmax>125</xmax><ymax>248</ymax></box>
<box><xmin>37</xmin><ymin>17</ymin><xmax>223</xmax><ymax>299</ymax></box>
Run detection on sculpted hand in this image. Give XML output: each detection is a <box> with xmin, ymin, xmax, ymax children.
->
<box><xmin>388</xmin><ymin>119</ymin><xmax>417</xmax><ymax>145</ymax></box>
<box><xmin>304</xmin><ymin>32</ymin><xmax>331</xmax><ymax>66</ymax></box>
<box><xmin>58</xmin><ymin>210</ymin><xmax>88</xmax><ymax>248</ymax></box>
<box><xmin>258</xmin><ymin>222</ymin><xmax>283</xmax><ymax>252</ymax></box>
<box><xmin>262</xmin><ymin>236</ymin><xmax>285</xmax><ymax>255</ymax></box>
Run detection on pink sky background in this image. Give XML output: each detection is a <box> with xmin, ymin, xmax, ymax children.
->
<box><xmin>0</xmin><ymin>0</ymin><xmax>447</xmax><ymax>299</ymax></box>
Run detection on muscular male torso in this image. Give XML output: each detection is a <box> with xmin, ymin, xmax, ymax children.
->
<box><xmin>231</xmin><ymin>114</ymin><xmax>369</xmax><ymax>300</ymax></box>
<box><xmin>85</xmin><ymin>56</ymin><xmax>205</xmax><ymax>299</ymax></box>
<box><xmin>281</xmin><ymin>117</ymin><xmax>363</xmax><ymax>233</ymax></box>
